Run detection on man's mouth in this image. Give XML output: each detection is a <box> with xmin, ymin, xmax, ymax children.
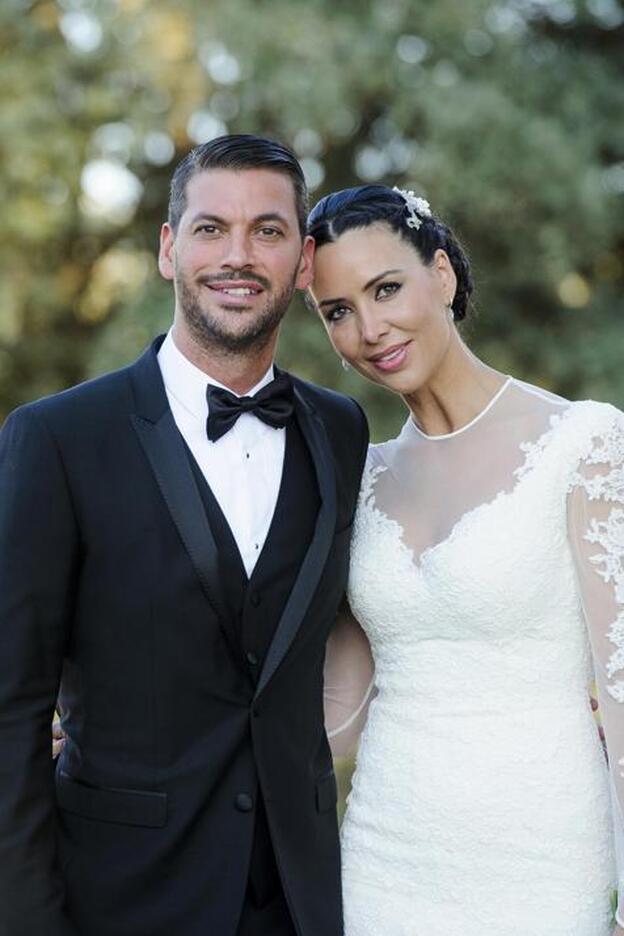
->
<box><xmin>203</xmin><ymin>280</ymin><xmax>266</xmax><ymax>298</ymax></box>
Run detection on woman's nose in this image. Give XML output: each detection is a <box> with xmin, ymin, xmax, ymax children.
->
<box><xmin>360</xmin><ymin>310</ymin><xmax>390</xmax><ymax>345</ymax></box>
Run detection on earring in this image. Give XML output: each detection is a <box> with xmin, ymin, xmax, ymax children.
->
<box><xmin>341</xmin><ymin>358</ymin><xmax>351</xmax><ymax>372</ymax></box>
<box><xmin>446</xmin><ymin>301</ymin><xmax>454</xmax><ymax>320</ymax></box>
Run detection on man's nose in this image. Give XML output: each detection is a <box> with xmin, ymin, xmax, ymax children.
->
<box><xmin>219</xmin><ymin>231</ymin><xmax>255</xmax><ymax>270</ymax></box>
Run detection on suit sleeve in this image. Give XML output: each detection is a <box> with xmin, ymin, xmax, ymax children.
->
<box><xmin>323</xmin><ymin>401</ymin><xmax>374</xmax><ymax>758</ymax></box>
<box><xmin>351</xmin><ymin>396</ymin><xmax>370</xmax><ymax>483</ymax></box>
<box><xmin>0</xmin><ymin>407</ymin><xmax>80</xmax><ymax>936</ymax></box>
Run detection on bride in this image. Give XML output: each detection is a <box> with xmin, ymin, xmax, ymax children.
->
<box><xmin>306</xmin><ymin>184</ymin><xmax>624</xmax><ymax>935</ymax></box>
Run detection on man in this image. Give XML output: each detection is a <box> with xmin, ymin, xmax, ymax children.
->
<box><xmin>0</xmin><ymin>135</ymin><xmax>368</xmax><ymax>936</ymax></box>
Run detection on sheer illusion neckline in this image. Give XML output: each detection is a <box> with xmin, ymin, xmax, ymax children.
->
<box><xmin>408</xmin><ymin>376</ymin><xmax>514</xmax><ymax>441</ymax></box>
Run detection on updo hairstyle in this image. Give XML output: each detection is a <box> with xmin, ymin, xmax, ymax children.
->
<box><xmin>307</xmin><ymin>185</ymin><xmax>474</xmax><ymax>322</ymax></box>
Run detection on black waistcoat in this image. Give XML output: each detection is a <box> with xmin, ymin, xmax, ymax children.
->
<box><xmin>186</xmin><ymin>417</ymin><xmax>320</xmax><ymax>917</ymax></box>
<box><xmin>186</xmin><ymin>416</ymin><xmax>320</xmax><ymax>676</ymax></box>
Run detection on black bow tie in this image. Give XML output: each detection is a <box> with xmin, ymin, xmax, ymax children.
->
<box><xmin>206</xmin><ymin>372</ymin><xmax>295</xmax><ymax>442</ymax></box>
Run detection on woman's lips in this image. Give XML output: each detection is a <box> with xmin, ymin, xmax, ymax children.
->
<box><xmin>368</xmin><ymin>341</ymin><xmax>411</xmax><ymax>373</ymax></box>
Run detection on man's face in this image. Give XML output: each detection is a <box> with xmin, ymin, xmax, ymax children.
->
<box><xmin>159</xmin><ymin>168</ymin><xmax>314</xmax><ymax>354</ymax></box>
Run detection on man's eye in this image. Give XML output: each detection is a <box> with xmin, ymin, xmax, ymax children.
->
<box><xmin>376</xmin><ymin>281</ymin><xmax>401</xmax><ymax>299</ymax></box>
<box><xmin>195</xmin><ymin>224</ymin><xmax>219</xmax><ymax>235</ymax></box>
<box><xmin>258</xmin><ymin>227</ymin><xmax>283</xmax><ymax>238</ymax></box>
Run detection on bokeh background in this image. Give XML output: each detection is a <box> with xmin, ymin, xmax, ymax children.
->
<box><xmin>2</xmin><ymin>0</ymin><xmax>624</xmax><ymax>441</ymax></box>
<box><xmin>3</xmin><ymin>0</ymin><xmax>623</xmax><ymax>823</ymax></box>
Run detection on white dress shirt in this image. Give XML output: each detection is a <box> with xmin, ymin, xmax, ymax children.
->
<box><xmin>157</xmin><ymin>331</ymin><xmax>286</xmax><ymax>577</ymax></box>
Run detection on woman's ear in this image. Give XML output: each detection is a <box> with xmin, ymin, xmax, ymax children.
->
<box><xmin>433</xmin><ymin>248</ymin><xmax>457</xmax><ymax>306</ymax></box>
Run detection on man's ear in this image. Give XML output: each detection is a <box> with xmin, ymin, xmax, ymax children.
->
<box><xmin>295</xmin><ymin>235</ymin><xmax>315</xmax><ymax>290</ymax></box>
<box><xmin>158</xmin><ymin>223</ymin><xmax>175</xmax><ymax>281</ymax></box>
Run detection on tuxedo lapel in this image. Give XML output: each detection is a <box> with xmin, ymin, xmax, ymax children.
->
<box><xmin>129</xmin><ymin>338</ymin><xmax>232</xmax><ymax>647</ymax></box>
<box><xmin>255</xmin><ymin>383</ymin><xmax>337</xmax><ymax>699</ymax></box>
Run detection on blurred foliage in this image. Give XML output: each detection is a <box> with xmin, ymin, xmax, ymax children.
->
<box><xmin>1</xmin><ymin>0</ymin><xmax>623</xmax><ymax>439</ymax></box>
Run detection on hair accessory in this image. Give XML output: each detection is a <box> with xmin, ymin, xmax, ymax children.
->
<box><xmin>392</xmin><ymin>187</ymin><xmax>432</xmax><ymax>230</ymax></box>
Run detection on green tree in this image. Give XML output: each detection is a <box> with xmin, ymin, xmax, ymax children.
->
<box><xmin>1</xmin><ymin>0</ymin><xmax>623</xmax><ymax>439</ymax></box>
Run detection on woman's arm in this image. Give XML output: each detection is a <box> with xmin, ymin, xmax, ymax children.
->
<box><xmin>568</xmin><ymin>409</ymin><xmax>624</xmax><ymax>928</ymax></box>
<box><xmin>324</xmin><ymin>598</ymin><xmax>375</xmax><ymax>759</ymax></box>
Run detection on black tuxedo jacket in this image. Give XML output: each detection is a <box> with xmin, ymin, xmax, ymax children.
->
<box><xmin>0</xmin><ymin>337</ymin><xmax>369</xmax><ymax>936</ymax></box>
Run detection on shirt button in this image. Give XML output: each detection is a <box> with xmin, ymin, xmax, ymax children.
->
<box><xmin>250</xmin><ymin>591</ymin><xmax>261</xmax><ymax>608</ymax></box>
<box><xmin>246</xmin><ymin>651</ymin><xmax>259</xmax><ymax>666</ymax></box>
<box><xmin>235</xmin><ymin>793</ymin><xmax>254</xmax><ymax>812</ymax></box>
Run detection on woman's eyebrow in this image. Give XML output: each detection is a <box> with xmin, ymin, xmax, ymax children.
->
<box><xmin>363</xmin><ymin>268</ymin><xmax>403</xmax><ymax>291</ymax></box>
<box><xmin>318</xmin><ymin>269</ymin><xmax>404</xmax><ymax>309</ymax></box>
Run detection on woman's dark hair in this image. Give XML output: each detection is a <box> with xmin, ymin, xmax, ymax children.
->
<box><xmin>307</xmin><ymin>185</ymin><xmax>474</xmax><ymax>321</ymax></box>
<box><xmin>168</xmin><ymin>134</ymin><xmax>308</xmax><ymax>236</ymax></box>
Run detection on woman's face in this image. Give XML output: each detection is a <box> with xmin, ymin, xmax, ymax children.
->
<box><xmin>309</xmin><ymin>224</ymin><xmax>457</xmax><ymax>396</ymax></box>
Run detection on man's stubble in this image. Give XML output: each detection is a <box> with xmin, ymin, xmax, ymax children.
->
<box><xmin>176</xmin><ymin>269</ymin><xmax>299</xmax><ymax>358</ymax></box>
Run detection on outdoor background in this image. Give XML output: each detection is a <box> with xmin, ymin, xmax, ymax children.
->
<box><xmin>2</xmin><ymin>0</ymin><xmax>623</xmax><ymax>442</ymax></box>
<box><xmin>3</xmin><ymin>0</ymin><xmax>624</xmax><ymax>812</ymax></box>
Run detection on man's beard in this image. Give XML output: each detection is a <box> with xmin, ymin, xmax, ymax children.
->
<box><xmin>175</xmin><ymin>270</ymin><xmax>297</xmax><ymax>356</ymax></box>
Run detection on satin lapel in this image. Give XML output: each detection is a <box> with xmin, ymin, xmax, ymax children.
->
<box><xmin>132</xmin><ymin>411</ymin><xmax>229</xmax><ymax>628</ymax></box>
<box><xmin>255</xmin><ymin>387</ymin><xmax>337</xmax><ymax>699</ymax></box>
<box><xmin>129</xmin><ymin>343</ymin><xmax>232</xmax><ymax>649</ymax></box>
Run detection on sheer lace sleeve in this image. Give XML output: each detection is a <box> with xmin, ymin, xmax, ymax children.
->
<box><xmin>324</xmin><ymin>598</ymin><xmax>375</xmax><ymax>759</ymax></box>
<box><xmin>567</xmin><ymin>408</ymin><xmax>624</xmax><ymax>925</ymax></box>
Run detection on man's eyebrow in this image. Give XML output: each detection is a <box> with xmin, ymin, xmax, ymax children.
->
<box><xmin>253</xmin><ymin>212</ymin><xmax>291</xmax><ymax>227</ymax></box>
<box><xmin>318</xmin><ymin>268</ymin><xmax>404</xmax><ymax>309</ymax></box>
<box><xmin>188</xmin><ymin>212</ymin><xmax>292</xmax><ymax>227</ymax></box>
<box><xmin>189</xmin><ymin>213</ymin><xmax>226</xmax><ymax>226</ymax></box>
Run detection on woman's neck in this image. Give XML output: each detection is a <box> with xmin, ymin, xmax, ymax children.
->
<box><xmin>403</xmin><ymin>337</ymin><xmax>507</xmax><ymax>438</ymax></box>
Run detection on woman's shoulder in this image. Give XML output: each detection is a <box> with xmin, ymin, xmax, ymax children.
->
<box><xmin>563</xmin><ymin>397</ymin><xmax>624</xmax><ymax>441</ymax></box>
<box><xmin>565</xmin><ymin>400</ymin><xmax>624</xmax><ymax>474</ymax></box>
<box><xmin>507</xmin><ymin>377</ymin><xmax>623</xmax><ymax>441</ymax></box>
<box><xmin>364</xmin><ymin>430</ymin><xmax>407</xmax><ymax>473</ymax></box>
<box><xmin>520</xmin><ymin>394</ymin><xmax>624</xmax><ymax>484</ymax></box>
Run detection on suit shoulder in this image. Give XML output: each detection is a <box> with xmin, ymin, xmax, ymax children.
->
<box><xmin>5</xmin><ymin>361</ymin><xmax>136</xmax><ymax>431</ymax></box>
<box><xmin>293</xmin><ymin>376</ymin><xmax>367</xmax><ymax>426</ymax></box>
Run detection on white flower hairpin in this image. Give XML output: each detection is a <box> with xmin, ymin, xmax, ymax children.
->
<box><xmin>392</xmin><ymin>186</ymin><xmax>432</xmax><ymax>230</ymax></box>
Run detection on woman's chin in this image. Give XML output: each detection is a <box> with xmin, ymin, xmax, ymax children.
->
<box><xmin>356</xmin><ymin>365</ymin><xmax>424</xmax><ymax>396</ymax></box>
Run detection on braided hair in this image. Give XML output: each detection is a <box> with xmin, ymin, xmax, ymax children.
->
<box><xmin>307</xmin><ymin>185</ymin><xmax>474</xmax><ymax>321</ymax></box>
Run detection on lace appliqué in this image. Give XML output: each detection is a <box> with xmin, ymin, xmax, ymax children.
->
<box><xmin>362</xmin><ymin>408</ymin><xmax>575</xmax><ymax>575</ymax></box>
<box><xmin>356</xmin><ymin>462</ymin><xmax>420</xmax><ymax>570</ymax></box>
<box><xmin>514</xmin><ymin>411</ymin><xmax>568</xmax><ymax>481</ymax></box>
<box><xmin>569</xmin><ymin>415</ymin><xmax>624</xmax><ymax>703</ymax></box>
<box><xmin>360</xmin><ymin>462</ymin><xmax>387</xmax><ymax>507</ymax></box>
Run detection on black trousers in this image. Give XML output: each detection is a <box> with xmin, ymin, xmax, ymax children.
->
<box><xmin>236</xmin><ymin>795</ymin><xmax>297</xmax><ymax>936</ymax></box>
<box><xmin>236</xmin><ymin>886</ymin><xmax>297</xmax><ymax>936</ymax></box>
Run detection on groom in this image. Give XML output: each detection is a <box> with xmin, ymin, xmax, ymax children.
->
<box><xmin>0</xmin><ymin>135</ymin><xmax>368</xmax><ymax>936</ymax></box>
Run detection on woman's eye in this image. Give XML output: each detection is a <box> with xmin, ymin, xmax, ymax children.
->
<box><xmin>376</xmin><ymin>281</ymin><xmax>401</xmax><ymax>299</ymax></box>
<box><xmin>325</xmin><ymin>305</ymin><xmax>349</xmax><ymax>323</ymax></box>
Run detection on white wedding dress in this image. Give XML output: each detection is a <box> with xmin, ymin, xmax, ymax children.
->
<box><xmin>325</xmin><ymin>377</ymin><xmax>624</xmax><ymax>936</ymax></box>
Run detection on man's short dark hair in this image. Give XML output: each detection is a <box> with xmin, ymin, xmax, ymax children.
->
<box><xmin>168</xmin><ymin>134</ymin><xmax>309</xmax><ymax>236</ymax></box>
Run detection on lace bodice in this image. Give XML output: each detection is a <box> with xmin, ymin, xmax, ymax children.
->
<box><xmin>324</xmin><ymin>377</ymin><xmax>624</xmax><ymax>929</ymax></box>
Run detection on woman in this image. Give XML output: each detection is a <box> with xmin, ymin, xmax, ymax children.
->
<box><xmin>307</xmin><ymin>184</ymin><xmax>624</xmax><ymax>935</ymax></box>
